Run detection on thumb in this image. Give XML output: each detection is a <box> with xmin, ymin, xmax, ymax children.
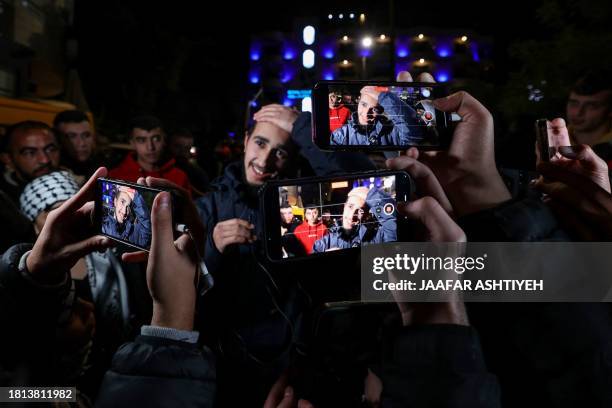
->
<box><xmin>151</xmin><ymin>192</ymin><xmax>174</xmax><ymax>252</ymax></box>
<box><xmin>276</xmin><ymin>387</ymin><xmax>295</xmax><ymax>408</ymax></box>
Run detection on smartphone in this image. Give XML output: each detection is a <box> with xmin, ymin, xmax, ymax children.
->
<box><xmin>95</xmin><ymin>178</ymin><xmax>169</xmax><ymax>251</ymax></box>
<box><xmin>312</xmin><ymin>81</ymin><xmax>458</xmax><ymax>151</ymax></box>
<box><xmin>535</xmin><ymin>118</ymin><xmax>554</xmax><ymax>162</ymax></box>
<box><xmin>260</xmin><ymin>170</ymin><xmax>412</xmax><ymax>262</ymax></box>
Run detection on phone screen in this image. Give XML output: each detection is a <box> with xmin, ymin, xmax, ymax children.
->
<box><xmin>97</xmin><ymin>179</ymin><xmax>159</xmax><ymax>251</ymax></box>
<box><xmin>265</xmin><ymin>172</ymin><xmax>408</xmax><ymax>261</ymax></box>
<box><xmin>313</xmin><ymin>81</ymin><xmax>451</xmax><ymax>150</ymax></box>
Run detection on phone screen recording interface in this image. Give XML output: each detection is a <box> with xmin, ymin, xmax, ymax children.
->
<box><xmin>98</xmin><ymin>179</ymin><xmax>158</xmax><ymax>251</ymax></box>
<box><xmin>314</xmin><ymin>82</ymin><xmax>452</xmax><ymax>149</ymax></box>
<box><xmin>275</xmin><ymin>174</ymin><xmax>400</xmax><ymax>259</ymax></box>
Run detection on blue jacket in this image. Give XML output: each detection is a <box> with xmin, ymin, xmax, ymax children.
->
<box><xmin>102</xmin><ymin>192</ymin><xmax>151</xmax><ymax>248</ymax></box>
<box><xmin>331</xmin><ymin>92</ymin><xmax>425</xmax><ymax>146</ymax></box>
<box><xmin>313</xmin><ymin>187</ymin><xmax>397</xmax><ymax>252</ymax></box>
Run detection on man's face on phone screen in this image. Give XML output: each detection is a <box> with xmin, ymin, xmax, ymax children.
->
<box><xmin>114</xmin><ymin>191</ymin><xmax>132</xmax><ymax>224</ymax></box>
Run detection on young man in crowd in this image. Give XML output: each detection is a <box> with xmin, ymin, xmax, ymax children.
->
<box><xmin>328</xmin><ymin>91</ymin><xmax>351</xmax><ymax>132</ymax></box>
<box><xmin>293</xmin><ymin>204</ymin><xmax>328</xmax><ymax>254</ymax></box>
<box><xmin>566</xmin><ymin>70</ymin><xmax>612</xmax><ymax>168</ymax></box>
<box><xmin>109</xmin><ymin>115</ymin><xmax>191</xmax><ymax>193</ymax></box>
<box><xmin>0</xmin><ymin>121</ymin><xmax>61</xmax><ymax>204</ymax></box>
<box><xmin>54</xmin><ymin>110</ymin><xmax>100</xmax><ymax>178</ymax></box>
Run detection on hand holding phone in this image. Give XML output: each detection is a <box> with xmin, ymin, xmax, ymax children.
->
<box><xmin>27</xmin><ymin>168</ymin><xmax>113</xmax><ymax>282</ymax></box>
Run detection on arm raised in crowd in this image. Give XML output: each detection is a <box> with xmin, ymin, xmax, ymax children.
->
<box><xmin>378</xmin><ymin>152</ymin><xmax>501</xmax><ymax>407</ymax></box>
<box><xmin>97</xmin><ymin>192</ymin><xmax>216</xmax><ymax>408</ymax></box>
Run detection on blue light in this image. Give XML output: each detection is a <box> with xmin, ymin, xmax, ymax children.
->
<box><xmin>250</xmin><ymin>52</ymin><xmax>260</xmax><ymax>61</ymax></box>
<box><xmin>251</xmin><ymin>101</ymin><xmax>258</xmax><ymax>107</ymax></box>
<box><xmin>283</xmin><ymin>50</ymin><xmax>295</xmax><ymax>60</ymax></box>
<box><xmin>359</xmin><ymin>49</ymin><xmax>372</xmax><ymax>58</ymax></box>
<box><xmin>323</xmin><ymin>49</ymin><xmax>334</xmax><ymax>59</ymax></box>
<box><xmin>397</xmin><ymin>48</ymin><xmax>409</xmax><ymax>58</ymax></box>
<box><xmin>323</xmin><ymin>71</ymin><xmax>334</xmax><ymax>80</ymax></box>
<box><xmin>228</xmin><ymin>132</ymin><xmax>236</xmax><ymax>138</ymax></box>
<box><xmin>281</xmin><ymin>71</ymin><xmax>292</xmax><ymax>83</ymax></box>
<box><xmin>283</xmin><ymin>98</ymin><xmax>293</xmax><ymax>107</ymax></box>
<box><xmin>436</xmin><ymin>72</ymin><xmax>450</xmax><ymax>82</ymax></box>
<box><xmin>437</xmin><ymin>47</ymin><xmax>451</xmax><ymax>58</ymax></box>
<box><xmin>472</xmin><ymin>49</ymin><xmax>480</xmax><ymax>62</ymax></box>
<box><xmin>250</xmin><ymin>75</ymin><xmax>260</xmax><ymax>84</ymax></box>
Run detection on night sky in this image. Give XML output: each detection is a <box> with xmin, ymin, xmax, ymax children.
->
<box><xmin>73</xmin><ymin>0</ymin><xmax>611</xmax><ymax>171</ymax></box>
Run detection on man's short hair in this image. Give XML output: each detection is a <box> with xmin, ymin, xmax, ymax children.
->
<box><xmin>128</xmin><ymin>115</ymin><xmax>164</xmax><ymax>136</ymax></box>
<box><xmin>304</xmin><ymin>204</ymin><xmax>318</xmax><ymax>211</ymax></box>
<box><xmin>1</xmin><ymin>121</ymin><xmax>53</xmax><ymax>153</ymax></box>
<box><xmin>53</xmin><ymin>110</ymin><xmax>90</xmax><ymax>128</ymax></box>
<box><xmin>280</xmin><ymin>202</ymin><xmax>292</xmax><ymax>210</ymax></box>
<box><xmin>571</xmin><ymin>71</ymin><xmax>612</xmax><ymax>102</ymax></box>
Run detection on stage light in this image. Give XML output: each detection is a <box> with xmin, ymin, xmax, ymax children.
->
<box><xmin>342</xmin><ymin>35</ymin><xmax>349</xmax><ymax>41</ymax></box>
<box><xmin>461</xmin><ymin>35</ymin><xmax>468</xmax><ymax>42</ymax></box>
<box><xmin>302</xmin><ymin>49</ymin><xmax>315</xmax><ymax>69</ymax></box>
<box><xmin>303</xmin><ymin>26</ymin><xmax>315</xmax><ymax>45</ymax></box>
<box><xmin>418</xmin><ymin>33</ymin><xmax>424</xmax><ymax>40</ymax></box>
<box><xmin>328</xmin><ymin>14</ymin><xmax>333</xmax><ymax>19</ymax></box>
<box><xmin>380</xmin><ymin>34</ymin><xmax>386</xmax><ymax>40</ymax></box>
<box><xmin>362</xmin><ymin>37</ymin><xmax>373</xmax><ymax>47</ymax></box>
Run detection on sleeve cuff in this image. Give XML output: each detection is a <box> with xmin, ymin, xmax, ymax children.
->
<box><xmin>141</xmin><ymin>325</ymin><xmax>200</xmax><ymax>343</ymax></box>
<box><xmin>18</xmin><ymin>250</ymin><xmax>69</xmax><ymax>289</ymax></box>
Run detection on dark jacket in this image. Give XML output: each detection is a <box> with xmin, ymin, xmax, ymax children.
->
<box><xmin>381</xmin><ymin>325</ymin><xmax>500</xmax><ymax>408</ymax></box>
<box><xmin>458</xmin><ymin>197</ymin><xmax>612</xmax><ymax>407</ymax></box>
<box><xmin>95</xmin><ymin>324</ymin><xmax>500</xmax><ymax>408</ymax></box>
<box><xmin>0</xmin><ymin>244</ymin><xmax>73</xmax><ymax>386</ymax></box>
<box><xmin>331</xmin><ymin>92</ymin><xmax>425</xmax><ymax>146</ymax></box>
<box><xmin>96</xmin><ymin>335</ymin><xmax>216</xmax><ymax>408</ymax></box>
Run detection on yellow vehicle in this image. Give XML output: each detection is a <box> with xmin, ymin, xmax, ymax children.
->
<box><xmin>0</xmin><ymin>97</ymin><xmax>93</xmax><ymax>136</ymax></box>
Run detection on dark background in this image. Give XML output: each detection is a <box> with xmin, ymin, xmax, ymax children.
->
<box><xmin>74</xmin><ymin>0</ymin><xmax>612</xmax><ymax>170</ymax></box>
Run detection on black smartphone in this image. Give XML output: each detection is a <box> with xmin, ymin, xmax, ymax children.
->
<box><xmin>312</xmin><ymin>80</ymin><xmax>458</xmax><ymax>151</ymax></box>
<box><xmin>95</xmin><ymin>178</ymin><xmax>169</xmax><ymax>251</ymax></box>
<box><xmin>260</xmin><ymin>170</ymin><xmax>412</xmax><ymax>262</ymax></box>
<box><xmin>535</xmin><ymin>118</ymin><xmax>553</xmax><ymax>163</ymax></box>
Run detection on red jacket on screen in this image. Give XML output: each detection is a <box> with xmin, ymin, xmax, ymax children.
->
<box><xmin>293</xmin><ymin>222</ymin><xmax>328</xmax><ymax>254</ymax></box>
<box><xmin>109</xmin><ymin>152</ymin><xmax>191</xmax><ymax>195</ymax></box>
<box><xmin>329</xmin><ymin>105</ymin><xmax>351</xmax><ymax>132</ymax></box>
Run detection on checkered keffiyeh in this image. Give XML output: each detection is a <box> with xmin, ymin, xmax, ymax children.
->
<box><xmin>19</xmin><ymin>171</ymin><xmax>80</xmax><ymax>221</ymax></box>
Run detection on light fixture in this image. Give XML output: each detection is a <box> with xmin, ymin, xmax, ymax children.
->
<box><xmin>349</xmin><ymin>13</ymin><xmax>355</xmax><ymax>18</ymax></box>
<box><xmin>303</xmin><ymin>50</ymin><xmax>315</xmax><ymax>69</ymax></box>
<box><xmin>342</xmin><ymin>59</ymin><xmax>349</xmax><ymax>65</ymax></box>
<box><xmin>328</xmin><ymin>14</ymin><xmax>333</xmax><ymax>19</ymax></box>
<box><xmin>342</xmin><ymin>35</ymin><xmax>349</xmax><ymax>41</ymax></box>
<box><xmin>303</xmin><ymin>26</ymin><xmax>316</xmax><ymax>45</ymax></box>
<box><xmin>339</xmin><ymin>13</ymin><xmax>343</xmax><ymax>19</ymax></box>
<box><xmin>419</xmin><ymin>58</ymin><xmax>425</xmax><ymax>64</ymax></box>
<box><xmin>359</xmin><ymin>13</ymin><xmax>366</xmax><ymax>23</ymax></box>
<box><xmin>418</xmin><ymin>33</ymin><xmax>424</xmax><ymax>40</ymax></box>
<box><xmin>362</xmin><ymin>37</ymin><xmax>373</xmax><ymax>47</ymax></box>
<box><xmin>380</xmin><ymin>34</ymin><xmax>386</xmax><ymax>40</ymax></box>
<box><xmin>461</xmin><ymin>35</ymin><xmax>468</xmax><ymax>42</ymax></box>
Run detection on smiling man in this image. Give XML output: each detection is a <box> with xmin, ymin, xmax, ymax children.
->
<box><xmin>109</xmin><ymin>115</ymin><xmax>191</xmax><ymax>193</ymax></box>
<box><xmin>0</xmin><ymin>121</ymin><xmax>61</xmax><ymax>204</ymax></box>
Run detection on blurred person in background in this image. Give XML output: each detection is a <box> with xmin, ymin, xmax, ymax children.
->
<box><xmin>169</xmin><ymin>128</ymin><xmax>210</xmax><ymax>196</ymax></box>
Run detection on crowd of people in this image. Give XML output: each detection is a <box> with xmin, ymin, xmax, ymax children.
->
<box><xmin>0</xmin><ymin>68</ymin><xmax>611</xmax><ymax>407</ymax></box>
